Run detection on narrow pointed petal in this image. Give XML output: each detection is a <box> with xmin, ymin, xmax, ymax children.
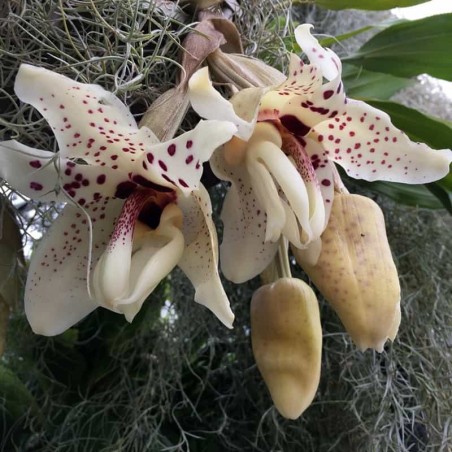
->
<box><xmin>113</xmin><ymin>205</ymin><xmax>185</xmax><ymax>322</ymax></box>
<box><xmin>311</xmin><ymin>99</ymin><xmax>452</xmax><ymax>183</ymax></box>
<box><xmin>281</xmin><ymin>133</ymin><xmax>327</xmax><ymax>242</ymax></box>
<box><xmin>294</xmin><ymin>24</ymin><xmax>341</xmax><ymax>82</ymax></box>
<box><xmin>92</xmin><ymin>190</ymin><xmax>151</xmax><ymax>307</ymax></box>
<box><xmin>25</xmin><ymin>199</ymin><xmax>124</xmax><ymax>335</ymax></box>
<box><xmin>188</xmin><ymin>67</ymin><xmax>258</xmax><ymax>140</ymax></box>
<box><xmin>178</xmin><ymin>186</ymin><xmax>234</xmax><ymax>328</ymax></box>
<box><xmin>137</xmin><ymin>119</ymin><xmax>237</xmax><ymax>194</ymax></box>
<box><xmin>247</xmin><ymin>136</ymin><xmax>316</xmax><ymax>245</ymax></box>
<box><xmin>303</xmin><ymin>137</ymin><xmax>335</xmax><ymax>228</ymax></box>
<box><xmin>59</xmin><ymin>159</ymin><xmax>132</xmax><ymax>205</ymax></box>
<box><xmin>210</xmin><ymin>150</ymin><xmax>278</xmax><ymax>283</ymax></box>
<box><xmin>0</xmin><ymin>141</ymin><xmax>60</xmax><ymax>201</ymax></box>
<box><xmin>14</xmin><ymin>64</ymin><xmax>140</xmax><ymax>158</ymax></box>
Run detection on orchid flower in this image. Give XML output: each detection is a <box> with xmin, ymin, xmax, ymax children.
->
<box><xmin>0</xmin><ymin>64</ymin><xmax>237</xmax><ymax>335</ymax></box>
<box><xmin>188</xmin><ymin>24</ymin><xmax>452</xmax><ymax>284</ymax></box>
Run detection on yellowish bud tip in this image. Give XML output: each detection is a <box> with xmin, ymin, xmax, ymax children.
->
<box><xmin>250</xmin><ymin>278</ymin><xmax>322</xmax><ymax>419</ymax></box>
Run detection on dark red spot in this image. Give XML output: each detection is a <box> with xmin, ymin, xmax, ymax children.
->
<box><xmin>167</xmin><ymin>144</ymin><xmax>176</xmax><ymax>156</ymax></box>
<box><xmin>30</xmin><ymin>182</ymin><xmax>43</xmax><ymax>191</ymax></box>
<box><xmin>97</xmin><ymin>174</ymin><xmax>106</xmax><ymax>184</ymax></box>
<box><xmin>147</xmin><ymin>153</ymin><xmax>154</xmax><ymax>164</ymax></box>
<box><xmin>114</xmin><ymin>181</ymin><xmax>137</xmax><ymax>199</ymax></box>
<box><xmin>178</xmin><ymin>178</ymin><xmax>189</xmax><ymax>188</ymax></box>
<box><xmin>186</xmin><ymin>140</ymin><xmax>193</xmax><ymax>149</ymax></box>
<box><xmin>323</xmin><ymin>90</ymin><xmax>334</xmax><ymax>100</ymax></box>
<box><xmin>185</xmin><ymin>155</ymin><xmax>194</xmax><ymax>165</ymax></box>
<box><xmin>321</xmin><ymin>179</ymin><xmax>331</xmax><ymax>187</ymax></box>
<box><xmin>280</xmin><ymin>115</ymin><xmax>311</xmax><ymax>136</ymax></box>
<box><xmin>29</xmin><ymin>160</ymin><xmax>42</xmax><ymax>169</ymax></box>
<box><xmin>158</xmin><ymin>160</ymin><xmax>168</xmax><ymax>171</ymax></box>
<box><xmin>132</xmin><ymin>175</ymin><xmax>173</xmax><ymax>192</ymax></box>
<box><xmin>111</xmin><ymin>155</ymin><xmax>118</xmax><ymax>161</ymax></box>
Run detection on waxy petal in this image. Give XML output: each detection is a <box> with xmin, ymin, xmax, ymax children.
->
<box><xmin>111</xmin><ymin>205</ymin><xmax>185</xmax><ymax>322</ymax></box>
<box><xmin>14</xmin><ymin>64</ymin><xmax>140</xmax><ymax>160</ymax></box>
<box><xmin>136</xmin><ymin>120</ymin><xmax>237</xmax><ymax>194</ymax></box>
<box><xmin>92</xmin><ymin>196</ymin><xmax>184</xmax><ymax>322</ymax></box>
<box><xmin>294</xmin><ymin>24</ymin><xmax>341</xmax><ymax>82</ymax></box>
<box><xmin>303</xmin><ymin>137</ymin><xmax>335</xmax><ymax>229</ymax></box>
<box><xmin>25</xmin><ymin>199</ymin><xmax>124</xmax><ymax>335</ymax></box>
<box><xmin>188</xmin><ymin>67</ymin><xmax>258</xmax><ymax>140</ymax></box>
<box><xmin>178</xmin><ymin>186</ymin><xmax>234</xmax><ymax>328</ymax></box>
<box><xmin>281</xmin><ymin>133</ymin><xmax>327</xmax><ymax>243</ymax></box>
<box><xmin>246</xmin><ymin>125</ymin><xmax>315</xmax><ymax>245</ymax></box>
<box><xmin>0</xmin><ymin>141</ymin><xmax>60</xmax><ymax>201</ymax></box>
<box><xmin>210</xmin><ymin>150</ymin><xmax>278</xmax><ymax>284</ymax></box>
<box><xmin>311</xmin><ymin>99</ymin><xmax>452</xmax><ymax>183</ymax></box>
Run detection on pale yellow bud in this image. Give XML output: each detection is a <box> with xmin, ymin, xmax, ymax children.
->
<box><xmin>251</xmin><ymin>278</ymin><xmax>322</xmax><ymax>419</ymax></box>
<box><xmin>294</xmin><ymin>194</ymin><xmax>401</xmax><ymax>352</ymax></box>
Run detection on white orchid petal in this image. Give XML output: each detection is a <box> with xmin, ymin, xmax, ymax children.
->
<box><xmin>0</xmin><ymin>141</ymin><xmax>60</xmax><ymax>201</ymax></box>
<box><xmin>281</xmin><ymin>132</ymin><xmax>326</xmax><ymax>238</ymax></box>
<box><xmin>188</xmin><ymin>67</ymin><xmax>255</xmax><ymax>140</ymax></box>
<box><xmin>92</xmin><ymin>190</ymin><xmax>152</xmax><ymax>306</ymax></box>
<box><xmin>14</xmin><ymin>64</ymin><xmax>143</xmax><ymax>165</ymax></box>
<box><xmin>303</xmin><ymin>137</ymin><xmax>335</xmax><ymax>228</ymax></box>
<box><xmin>137</xmin><ymin>119</ymin><xmax>237</xmax><ymax>194</ymax></box>
<box><xmin>294</xmin><ymin>24</ymin><xmax>341</xmax><ymax>82</ymax></box>
<box><xmin>247</xmin><ymin>139</ymin><xmax>315</xmax><ymax>244</ymax></box>
<box><xmin>312</xmin><ymin>99</ymin><xmax>452</xmax><ymax>183</ymax></box>
<box><xmin>178</xmin><ymin>186</ymin><xmax>234</xmax><ymax>328</ymax></box>
<box><xmin>25</xmin><ymin>199</ymin><xmax>124</xmax><ymax>335</ymax></box>
<box><xmin>210</xmin><ymin>150</ymin><xmax>278</xmax><ymax>284</ymax></box>
<box><xmin>114</xmin><ymin>205</ymin><xmax>185</xmax><ymax>322</ymax></box>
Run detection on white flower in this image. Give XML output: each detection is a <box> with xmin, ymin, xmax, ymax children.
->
<box><xmin>0</xmin><ymin>64</ymin><xmax>237</xmax><ymax>335</ymax></box>
<box><xmin>188</xmin><ymin>24</ymin><xmax>452</xmax><ymax>284</ymax></box>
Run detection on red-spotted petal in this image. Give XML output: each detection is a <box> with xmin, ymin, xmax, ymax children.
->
<box><xmin>25</xmin><ymin>198</ymin><xmax>124</xmax><ymax>335</ymax></box>
<box><xmin>210</xmin><ymin>149</ymin><xmax>278</xmax><ymax>284</ymax></box>
<box><xmin>0</xmin><ymin>141</ymin><xmax>60</xmax><ymax>201</ymax></box>
<box><xmin>92</xmin><ymin>193</ymin><xmax>185</xmax><ymax>322</ymax></box>
<box><xmin>311</xmin><ymin>99</ymin><xmax>452</xmax><ymax>183</ymax></box>
<box><xmin>188</xmin><ymin>67</ymin><xmax>258</xmax><ymax>140</ymax></box>
<box><xmin>14</xmin><ymin>64</ymin><xmax>140</xmax><ymax>163</ymax></box>
<box><xmin>136</xmin><ymin>120</ymin><xmax>237</xmax><ymax>194</ymax></box>
<box><xmin>294</xmin><ymin>24</ymin><xmax>341</xmax><ymax>82</ymax></box>
<box><xmin>178</xmin><ymin>186</ymin><xmax>234</xmax><ymax>328</ymax></box>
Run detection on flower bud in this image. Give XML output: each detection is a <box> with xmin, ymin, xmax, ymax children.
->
<box><xmin>293</xmin><ymin>193</ymin><xmax>401</xmax><ymax>352</ymax></box>
<box><xmin>251</xmin><ymin>278</ymin><xmax>322</xmax><ymax>419</ymax></box>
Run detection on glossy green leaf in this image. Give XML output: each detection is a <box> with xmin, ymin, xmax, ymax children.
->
<box><xmin>313</xmin><ymin>0</ymin><xmax>429</xmax><ymax>10</ymax></box>
<box><xmin>352</xmin><ymin>180</ymin><xmax>446</xmax><ymax>210</ymax></box>
<box><xmin>319</xmin><ymin>26</ymin><xmax>375</xmax><ymax>47</ymax></box>
<box><xmin>342</xmin><ymin>64</ymin><xmax>414</xmax><ymax>99</ymax></box>
<box><xmin>344</xmin><ymin>14</ymin><xmax>452</xmax><ymax>81</ymax></box>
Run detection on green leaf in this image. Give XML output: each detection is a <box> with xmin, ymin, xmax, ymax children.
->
<box><xmin>0</xmin><ymin>364</ymin><xmax>37</xmax><ymax>422</ymax></box>
<box><xmin>344</xmin><ymin>14</ymin><xmax>452</xmax><ymax>81</ymax></box>
<box><xmin>425</xmin><ymin>183</ymin><xmax>452</xmax><ymax>214</ymax></box>
<box><xmin>319</xmin><ymin>25</ymin><xmax>375</xmax><ymax>47</ymax></box>
<box><xmin>352</xmin><ymin>180</ymin><xmax>446</xmax><ymax>210</ymax></box>
<box><xmin>313</xmin><ymin>0</ymin><xmax>429</xmax><ymax>10</ymax></box>
<box><xmin>342</xmin><ymin>64</ymin><xmax>414</xmax><ymax>99</ymax></box>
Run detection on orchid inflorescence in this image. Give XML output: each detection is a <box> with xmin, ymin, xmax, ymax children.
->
<box><xmin>1</xmin><ymin>24</ymin><xmax>451</xmax><ymax>419</ymax></box>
